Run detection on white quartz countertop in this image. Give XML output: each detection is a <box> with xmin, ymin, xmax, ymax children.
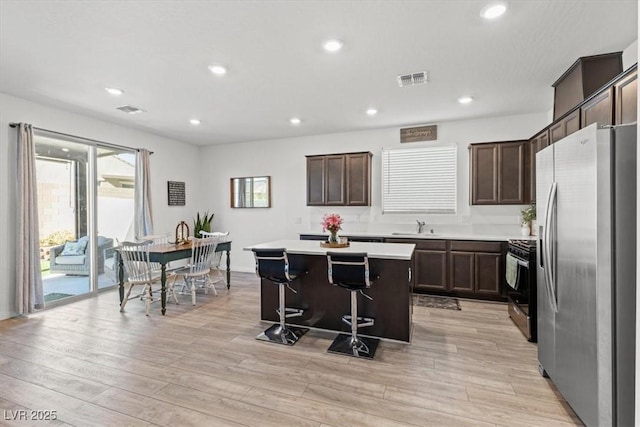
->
<box><xmin>299</xmin><ymin>231</ymin><xmax>537</xmax><ymax>242</ymax></box>
<box><xmin>244</xmin><ymin>239</ymin><xmax>416</xmax><ymax>260</ymax></box>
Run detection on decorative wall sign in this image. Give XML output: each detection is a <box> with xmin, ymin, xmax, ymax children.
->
<box><xmin>167</xmin><ymin>181</ymin><xmax>186</xmax><ymax>206</ymax></box>
<box><xmin>400</xmin><ymin>124</ymin><xmax>438</xmax><ymax>143</ymax></box>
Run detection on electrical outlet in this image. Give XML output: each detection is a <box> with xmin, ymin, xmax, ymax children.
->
<box><xmin>461</xmin><ymin>215</ymin><xmax>471</xmax><ymax>224</ymax></box>
<box><xmin>294</xmin><ymin>217</ymin><xmax>302</xmax><ymax>224</ymax></box>
<box><xmin>355</xmin><ymin>215</ymin><xmax>360</xmax><ymax>222</ymax></box>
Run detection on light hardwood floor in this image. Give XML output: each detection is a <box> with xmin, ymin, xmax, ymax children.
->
<box><xmin>0</xmin><ymin>272</ymin><xmax>582</xmax><ymax>426</ymax></box>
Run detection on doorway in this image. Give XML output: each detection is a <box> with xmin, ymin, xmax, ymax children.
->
<box><xmin>35</xmin><ymin>133</ymin><xmax>135</xmax><ymax>304</ymax></box>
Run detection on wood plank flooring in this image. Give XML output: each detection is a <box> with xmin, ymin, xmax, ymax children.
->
<box><xmin>0</xmin><ymin>272</ymin><xmax>582</xmax><ymax>426</ymax></box>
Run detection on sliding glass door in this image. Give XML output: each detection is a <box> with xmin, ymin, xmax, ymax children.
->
<box><xmin>35</xmin><ymin>133</ymin><xmax>135</xmax><ymax>304</ymax></box>
<box><xmin>96</xmin><ymin>147</ymin><xmax>135</xmax><ymax>289</ymax></box>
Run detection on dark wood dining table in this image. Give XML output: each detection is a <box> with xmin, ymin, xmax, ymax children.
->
<box><xmin>117</xmin><ymin>240</ymin><xmax>232</xmax><ymax>315</ymax></box>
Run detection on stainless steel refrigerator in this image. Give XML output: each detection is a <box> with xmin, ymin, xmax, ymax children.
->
<box><xmin>536</xmin><ymin>123</ymin><xmax>636</xmax><ymax>427</ymax></box>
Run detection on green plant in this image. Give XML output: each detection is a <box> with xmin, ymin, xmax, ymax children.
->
<box><xmin>39</xmin><ymin>230</ymin><xmax>75</xmax><ymax>246</ymax></box>
<box><xmin>193</xmin><ymin>211</ymin><xmax>214</xmax><ymax>238</ymax></box>
<box><xmin>521</xmin><ymin>204</ymin><xmax>536</xmax><ymax>225</ymax></box>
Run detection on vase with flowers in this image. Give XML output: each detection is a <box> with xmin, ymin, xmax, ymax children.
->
<box><xmin>322</xmin><ymin>213</ymin><xmax>343</xmax><ymax>244</ymax></box>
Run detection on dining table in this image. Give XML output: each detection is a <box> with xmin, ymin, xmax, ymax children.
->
<box><xmin>117</xmin><ymin>240</ymin><xmax>232</xmax><ymax>315</ymax></box>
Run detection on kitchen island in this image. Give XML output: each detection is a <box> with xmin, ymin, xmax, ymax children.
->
<box><xmin>244</xmin><ymin>239</ymin><xmax>415</xmax><ymax>342</ymax></box>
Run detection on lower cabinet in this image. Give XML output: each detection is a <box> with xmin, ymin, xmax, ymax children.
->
<box><xmin>388</xmin><ymin>238</ymin><xmax>506</xmax><ymax>301</ymax></box>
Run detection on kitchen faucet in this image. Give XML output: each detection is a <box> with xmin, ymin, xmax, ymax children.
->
<box><xmin>416</xmin><ymin>220</ymin><xmax>426</xmax><ymax>234</ymax></box>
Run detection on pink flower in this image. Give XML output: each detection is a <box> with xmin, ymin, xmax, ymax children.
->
<box><xmin>322</xmin><ymin>213</ymin><xmax>343</xmax><ymax>233</ymax></box>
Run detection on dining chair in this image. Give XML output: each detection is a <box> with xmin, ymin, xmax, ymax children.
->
<box><xmin>172</xmin><ymin>236</ymin><xmax>220</xmax><ymax>305</ymax></box>
<box><xmin>199</xmin><ymin>231</ymin><xmax>230</xmax><ymax>286</ymax></box>
<box><xmin>117</xmin><ymin>240</ymin><xmax>178</xmax><ymax>315</ymax></box>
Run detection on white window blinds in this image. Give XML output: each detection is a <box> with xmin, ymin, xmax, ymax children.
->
<box><xmin>382</xmin><ymin>145</ymin><xmax>457</xmax><ymax>214</ymax></box>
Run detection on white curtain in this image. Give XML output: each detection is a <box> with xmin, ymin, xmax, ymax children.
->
<box><xmin>134</xmin><ymin>148</ymin><xmax>154</xmax><ymax>239</ymax></box>
<box><xmin>16</xmin><ymin>123</ymin><xmax>44</xmax><ymax>314</ymax></box>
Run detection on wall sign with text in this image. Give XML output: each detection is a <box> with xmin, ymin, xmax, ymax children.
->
<box><xmin>400</xmin><ymin>124</ymin><xmax>438</xmax><ymax>143</ymax></box>
<box><xmin>167</xmin><ymin>181</ymin><xmax>186</xmax><ymax>206</ymax></box>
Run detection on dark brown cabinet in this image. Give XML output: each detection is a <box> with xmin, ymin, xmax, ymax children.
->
<box><xmin>449</xmin><ymin>241</ymin><xmax>503</xmax><ymax>297</ymax></box>
<box><xmin>387</xmin><ymin>238</ymin><xmax>506</xmax><ymax>301</ymax></box>
<box><xmin>306</xmin><ymin>152</ymin><xmax>371</xmax><ymax>206</ymax></box>
<box><xmin>552</xmin><ymin>52</ymin><xmax>622</xmax><ymax>120</ymax></box>
<box><xmin>449</xmin><ymin>251</ymin><xmax>474</xmax><ymax>292</ymax></box>
<box><xmin>550</xmin><ymin>109</ymin><xmax>580</xmax><ymax>143</ymax></box>
<box><xmin>325</xmin><ymin>155</ymin><xmax>345</xmax><ymax>205</ymax></box>
<box><xmin>475</xmin><ymin>252</ymin><xmax>502</xmax><ymax>295</ymax></box>
<box><xmin>581</xmin><ymin>87</ymin><xmax>613</xmax><ymax>128</ymax></box>
<box><xmin>415</xmin><ymin>250</ymin><xmax>448</xmax><ymax>291</ymax></box>
<box><xmin>527</xmin><ymin>130</ymin><xmax>549</xmax><ymax>204</ymax></box>
<box><xmin>345</xmin><ymin>152</ymin><xmax>371</xmax><ymax>206</ymax></box>
<box><xmin>615</xmin><ymin>69</ymin><xmax>638</xmax><ymax>125</ymax></box>
<box><xmin>470</xmin><ymin>144</ymin><xmax>498</xmax><ymax>204</ymax></box>
<box><xmin>470</xmin><ymin>141</ymin><xmax>526</xmax><ymax>205</ymax></box>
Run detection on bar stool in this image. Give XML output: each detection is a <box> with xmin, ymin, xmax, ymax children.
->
<box><xmin>252</xmin><ymin>248</ymin><xmax>309</xmax><ymax>345</ymax></box>
<box><xmin>326</xmin><ymin>251</ymin><xmax>379</xmax><ymax>359</ymax></box>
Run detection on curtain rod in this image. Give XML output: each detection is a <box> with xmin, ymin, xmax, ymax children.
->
<box><xmin>8</xmin><ymin>122</ymin><xmax>153</xmax><ymax>154</ymax></box>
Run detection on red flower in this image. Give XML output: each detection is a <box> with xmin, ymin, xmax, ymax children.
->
<box><xmin>322</xmin><ymin>213</ymin><xmax>343</xmax><ymax>233</ymax></box>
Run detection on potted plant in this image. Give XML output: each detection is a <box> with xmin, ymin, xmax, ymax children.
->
<box><xmin>520</xmin><ymin>205</ymin><xmax>536</xmax><ymax>236</ymax></box>
<box><xmin>193</xmin><ymin>211</ymin><xmax>214</xmax><ymax>238</ymax></box>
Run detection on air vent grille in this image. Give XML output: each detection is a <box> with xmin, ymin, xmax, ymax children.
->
<box><xmin>117</xmin><ymin>105</ymin><xmax>145</xmax><ymax>114</ymax></box>
<box><xmin>397</xmin><ymin>71</ymin><xmax>428</xmax><ymax>87</ymax></box>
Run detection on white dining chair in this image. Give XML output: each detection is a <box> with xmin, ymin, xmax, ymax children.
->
<box><xmin>199</xmin><ymin>231</ymin><xmax>229</xmax><ymax>286</ymax></box>
<box><xmin>172</xmin><ymin>236</ymin><xmax>220</xmax><ymax>305</ymax></box>
<box><xmin>117</xmin><ymin>240</ymin><xmax>178</xmax><ymax>315</ymax></box>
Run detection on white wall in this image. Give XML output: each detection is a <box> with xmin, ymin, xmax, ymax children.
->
<box><xmin>0</xmin><ymin>93</ymin><xmax>203</xmax><ymax>320</ymax></box>
<box><xmin>200</xmin><ymin>112</ymin><xmax>549</xmax><ymax>272</ymax></box>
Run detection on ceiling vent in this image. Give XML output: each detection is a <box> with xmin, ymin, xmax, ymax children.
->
<box><xmin>117</xmin><ymin>105</ymin><xmax>145</xmax><ymax>114</ymax></box>
<box><xmin>397</xmin><ymin>71</ymin><xmax>428</xmax><ymax>87</ymax></box>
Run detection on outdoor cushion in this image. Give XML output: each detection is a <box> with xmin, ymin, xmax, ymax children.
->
<box><xmin>60</xmin><ymin>240</ymin><xmax>88</xmax><ymax>256</ymax></box>
<box><xmin>54</xmin><ymin>255</ymin><xmax>86</xmax><ymax>265</ymax></box>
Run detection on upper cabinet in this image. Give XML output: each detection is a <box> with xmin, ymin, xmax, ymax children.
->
<box><xmin>552</xmin><ymin>52</ymin><xmax>622</xmax><ymax>120</ymax></box>
<box><xmin>526</xmin><ymin>129</ymin><xmax>549</xmax><ymax>204</ymax></box>
<box><xmin>581</xmin><ymin>87</ymin><xmax>613</xmax><ymax>128</ymax></box>
<box><xmin>550</xmin><ymin>109</ymin><xmax>580</xmax><ymax>143</ymax></box>
<box><xmin>306</xmin><ymin>151</ymin><xmax>372</xmax><ymax>206</ymax></box>
<box><xmin>614</xmin><ymin>69</ymin><xmax>638</xmax><ymax>125</ymax></box>
<box><xmin>470</xmin><ymin>140</ymin><xmax>526</xmax><ymax>205</ymax></box>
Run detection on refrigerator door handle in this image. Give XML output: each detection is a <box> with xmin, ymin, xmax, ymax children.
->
<box><xmin>544</xmin><ymin>182</ymin><xmax>558</xmax><ymax>312</ymax></box>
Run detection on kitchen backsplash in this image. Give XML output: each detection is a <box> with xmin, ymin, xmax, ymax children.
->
<box><xmin>303</xmin><ymin>205</ymin><xmax>528</xmax><ymax>237</ymax></box>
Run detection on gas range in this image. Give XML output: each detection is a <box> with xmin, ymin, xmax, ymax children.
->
<box><xmin>508</xmin><ymin>239</ymin><xmax>537</xmax><ymax>260</ymax></box>
<box><xmin>507</xmin><ymin>238</ymin><xmax>537</xmax><ymax>342</ymax></box>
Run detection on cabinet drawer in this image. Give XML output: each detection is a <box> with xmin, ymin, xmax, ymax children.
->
<box><xmin>385</xmin><ymin>238</ymin><xmax>447</xmax><ymax>250</ymax></box>
<box><xmin>450</xmin><ymin>241</ymin><xmax>502</xmax><ymax>253</ymax></box>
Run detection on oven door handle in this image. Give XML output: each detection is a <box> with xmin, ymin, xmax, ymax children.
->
<box><xmin>516</xmin><ymin>259</ymin><xmax>529</xmax><ymax>268</ymax></box>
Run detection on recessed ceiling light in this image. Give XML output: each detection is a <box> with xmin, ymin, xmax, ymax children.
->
<box><xmin>290</xmin><ymin>117</ymin><xmax>301</xmax><ymax>125</ymax></box>
<box><xmin>481</xmin><ymin>3</ymin><xmax>507</xmax><ymax>19</ymax></box>
<box><xmin>208</xmin><ymin>65</ymin><xmax>227</xmax><ymax>75</ymax></box>
<box><xmin>189</xmin><ymin>119</ymin><xmax>201</xmax><ymax>125</ymax></box>
<box><xmin>61</xmin><ymin>148</ymin><xmax>70</xmax><ymax>152</ymax></box>
<box><xmin>458</xmin><ymin>96</ymin><xmax>474</xmax><ymax>104</ymax></box>
<box><xmin>366</xmin><ymin>108</ymin><xmax>378</xmax><ymax>116</ymax></box>
<box><xmin>105</xmin><ymin>87</ymin><xmax>124</xmax><ymax>96</ymax></box>
<box><xmin>322</xmin><ymin>39</ymin><xmax>343</xmax><ymax>53</ymax></box>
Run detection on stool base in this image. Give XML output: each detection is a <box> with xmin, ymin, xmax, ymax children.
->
<box><xmin>256</xmin><ymin>323</ymin><xmax>309</xmax><ymax>346</ymax></box>
<box><xmin>328</xmin><ymin>333</ymin><xmax>380</xmax><ymax>359</ymax></box>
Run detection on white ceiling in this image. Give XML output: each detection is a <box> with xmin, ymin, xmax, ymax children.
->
<box><xmin>0</xmin><ymin>1</ymin><xmax>637</xmax><ymax>146</ymax></box>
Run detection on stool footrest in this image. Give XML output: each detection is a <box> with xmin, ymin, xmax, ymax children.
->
<box><xmin>342</xmin><ymin>314</ymin><xmax>374</xmax><ymax>329</ymax></box>
<box><xmin>328</xmin><ymin>333</ymin><xmax>380</xmax><ymax>359</ymax></box>
<box><xmin>256</xmin><ymin>323</ymin><xmax>309</xmax><ymax>346</ymax></box>
<box><xmin>276</xmin><ymin>307</ymin><xmax>305</xmax><ymax>319</ymax></box>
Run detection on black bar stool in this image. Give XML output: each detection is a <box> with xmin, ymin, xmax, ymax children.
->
<box><xmin>326</xmin><ymin>251</ymin><xmax>379</xmax><ymax>359</ymax></box>
<box><xmin>252</xmin><ymin>248</ymin><xmax>309</xmax><ymax>345</ymax></box>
